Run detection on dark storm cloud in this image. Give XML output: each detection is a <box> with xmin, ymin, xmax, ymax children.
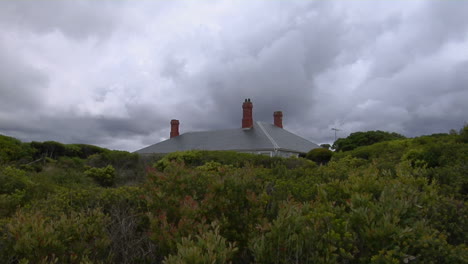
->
<box><xmin>97</xmin><ymin>104</ymin><xmax>168</xmax><ymax>137</ymax></box>
<box><xmin>0</xmin><ymin>1</ymin><xmax>467</xmax><ymax>151</ymax></box>
<box><xmin>164</xmin><ymin>1</ymin><xmax>344</xmax><ymax>132</ymax></box>
<box><xmin>163</xmin><ymin>1</ymin><xmax>468</xmax><ymax>143</ymax></box>
<box><xmin>302</xmin><ymin>1</ymin><xmax>468</xmax><ymax>143</ymax></box>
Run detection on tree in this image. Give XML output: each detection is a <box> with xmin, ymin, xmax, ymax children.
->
<box><xmin>30</xmin><ymin>141</ymin><xmax>66</xmax><ymax>159</ymax></box>
<box><xmin>306</xmin><ymin>148</ymin><xmax>333</xmax><ymax>165</ymax></box>
<box><xmin>320</xmin><ymin>144</ymin><xmax>331</xmax><ymax>150</ymax></box>
<box><xmin>459</xmin><ymin>124</ymin><xmax>468</xmax><ymax>143</ymax></box>
<box><xmin>85</xmin><ymin>165</ymin><xmax>115</xmax><ymax>187</ymax></box>
<box><xmin>332</xmin><ymin>130</ymin><xmax>405</xmax><ymax>152</ymax></box>
<box><xmin>0</xmin><ymin>135</ymin><xmax>32</xmax><ymax>164</ymax></box>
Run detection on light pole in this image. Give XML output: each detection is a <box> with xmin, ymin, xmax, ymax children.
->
<box><xmin>331</xmin><ymin>128</ymin><xmax>341</xmax><ymax>142</ymax></box>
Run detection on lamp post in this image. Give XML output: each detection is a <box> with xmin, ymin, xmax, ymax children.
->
<box><xmin>331</xmin><ymin>128</ymin><xmax>341</xmax><ymax>142</ymax></box>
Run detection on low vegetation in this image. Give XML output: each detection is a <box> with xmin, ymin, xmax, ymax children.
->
<box><xmin>332</xmin><ymin>130</ymin><xmax>406</xmax><ymax>152</ymax></box>
<box><xmin>0</xmin><ymin>126</ymin><xmax>467</xmax><ymax>263</ymax></box>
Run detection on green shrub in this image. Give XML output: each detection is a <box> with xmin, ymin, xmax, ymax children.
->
<box><xmin>0</xmin><ymin>167</ymin><xmax>33</xmax><ymax>217</ymax></box>
<box><xmin>12</xmin><ymin>186</ymin><xmax>152</xmax><ymax>263</ymax></box>
<box><xmin>250</xmin><ymin>200</ymin><xmax>354</xmax><ymax>264</ymax></box>
<box><xmin>163</xmin><ymin>222</ymin><xmax>237</xmax><ymax>264</ymax></box>
<box><xmin>85</xmin><ymin>165</ymin><xmax>115</xmax><ymax>187</ymax></box>
<box><xmin>1</xmin><ymin>208</ymin><xmax>111</xmax><ymax>263</ymax></box>
<box><xmin>457</xmin><ymin>124</ymin><xmax>468</xmax><ymax>143</ymax></box>
<box><xmin>306</xmin><ymin>148</ymin><xmax>333</xmax><ymax>165</ymax></box>
<box><xmin>146</xmin><ymin>161</ymin><xmax>266</xmax><ymax>261</ymax></box>
<box><xmin>0</xmin><ymin>132</ymin><xmax>466</xmax><ymax>263</ymax></box>
<box><xmin>0</xmin><ymin>167</ymin><xmax>31</xmax><ymax>195</ymax></box>
<box><xmin>333</xmin><ymin>130</ymin><xmax>406</xmax><ymax>152</ymax></box>
<box><xmin>87</xmin><ymin>151</ymin><xmax>141</xmax><ymax>185</ymax></box>
<box><xmin>154</xmin><ymin>150</ymin><xmax>313</xmax><ymax>172</ymax></box>
<box><xmin>0</xmin><ymin>135</ymin><xmax>33</xmax><ymax>164</ymax></box>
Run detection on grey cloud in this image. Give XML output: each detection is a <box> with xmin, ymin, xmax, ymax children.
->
<box><xmin>1</xmin><ymin>1</ymin><xmax>467</xmax><ymax>151</ymax></box>
<box><xmin>0</xmin><ymin>1</ymin><xmax>119</xmax><ymax>39</ymax></box>
<box><xmin>0</xmin><ymin>43</ymin><xmax>48</xmax><ymax>111</ymax></box>
<box><xmin>425</xmin><ymin>1</ymin><xmax>468</xmax><ymax>42</ymax></box>
<box><xmin>133</xmin><ymin>1</ymin><xmax>468</xmax><ymax>145</ymax></box>
<box><xmin>97</xmin><ymin>104</ymin><xmax>168</xmax><ymax>137</ymax></box>
<box><xmin>167</xmin><ymin>2</ymin><xmax>345</xmax><ymax>133</ymax></box>
<box><xmin>367</xmin><ymin>1</ymin><xmax>468</xmax><ymax>79</ymax></box>
<box><xmin>161</xmin><ymin>56</ymin><xmax>187</xmax><ymax>80</ymax></box>
<box><xmin>0</xmin><ymin>107</ymin><xmax>167</xmax><ymax>150</ymax></box>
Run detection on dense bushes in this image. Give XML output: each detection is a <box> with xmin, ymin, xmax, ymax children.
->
<box><xmin>250</xmin><ymin>199</ymin><xmax>354</xmax><ymax>263</ymax></box>
<box><xmin>1</xmin><ymin>208</ymin><xmax>112</xmax><ymax>263</ymax></box>
<box><xmin>0</xmin><ymin>128</ymin><xmax>467</xmax><ymax>263</ymax></box>
<box><xmin>30</xmin><ymin>141</ymin><xmax>107</xmax><ymax>160</ymax></box>
<box><xmin>333</xmin><ymin>130</ymin><xmax>406</xmax><ymax>152</ymax></box>
<box><xmin>85</xmin><ymin>165</ymin><xmax>116</xmax><ymax>187</ymax></box>
<box><xmin>163</xmin><ymin>222</ymin><xmax>238</xmax><ymax>264</ymax></box>
<box><xmin>155</xmin><ymin>150</ymin><xmax>315</xmax><ymax>172</ymax></box>
<box><xmin>306</xmin><ymin>147</ymin><xmax>333</xmax><ymax>165</ymax></box>
<box><xmin>0</xmin><ymin>135</ymin><xmax>32</xmax><ymax>164</ymax></box>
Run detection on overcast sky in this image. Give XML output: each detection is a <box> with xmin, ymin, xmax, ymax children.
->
<box><xmin>1</xmin><ymin>1</ymin><xmax>467</xmax><ymax>151</ymax></box>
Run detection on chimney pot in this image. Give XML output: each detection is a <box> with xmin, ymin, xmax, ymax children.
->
<box><xmin>170</xmin><ymin>119</ymin><xmax>179</xmax><ymax>138</ymax></box>
<box><xmin>242</xmin><ymin>99</ymin><xmax>253</xmax><ymax>128</ymax></box>
<box><xmin>274</xmin><ymin>111</ymin><xmax>283</xmax><ymax>128</ymax></box>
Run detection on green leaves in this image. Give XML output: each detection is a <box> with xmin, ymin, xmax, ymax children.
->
<box><xmin>85</xmin><ymin>165</ymin><xmax>115</xmax><ymax>187</ymax></box>
<box><xmin>0</xmin><ymin>135</ymin><xmax>32</xmax><ymax>164</ymax></box>
<box><xmin>306</xmin><ymin>148</ymin><xmax>334</xmax><ymax>165</ymax></box>
<box><xmin>2</xmin><ymin>208</ymin><xmax>111</xmax><ymax>263</ymax></box>
<box><xmin>0</xmin><ymin>130</ymin><xmax>466</xmax><ymax>263</ymax></box>
<box><xmin>250</xmin><ymin>200</ymin><xmax>354</xmax><ymax>264</ymax></box>
<box><xmin>333</xmin><ymin>130</ymin><xmax>406</xmax><ymax>152</ymax></box>
<box><xmin>163</xmin><ymin>222</ymin><xmax>238</xmax><ymax>264</ymax></box>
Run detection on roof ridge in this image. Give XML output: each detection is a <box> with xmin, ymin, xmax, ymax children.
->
<box><xmin>278</xmin><ymin>126</ymin><xmax>318</xmax><ymax>145</ymax></box>
<box><xmin>260</xmin><ymin>121</ymin><xmax>318</xmax><ymax>144</ymax></box>
<box><xmin>183</xmin><ymin>127</ymin><xmax>245</xmax><ymax>134</ymax></box>
<box><xmin>256</xmin><ymin>121</ymin><xmax>279</xmax><ymax>150</ymax></box>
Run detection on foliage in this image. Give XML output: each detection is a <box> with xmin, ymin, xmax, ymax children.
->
<box><xmin>320</xmin><ymin>143</ymin><xmax>331</xmax><ymax>149</ymax></box>
<box><xmin>459</xmin><ymin>123</ymin><xmax>468</xmax><ymax>143</ymax></box>
<box><xmin>0</xmin><ymin>167</ymin><xmax>36</xmax><ymax>217</ymax></box>
<box><xmin>0</xmin><ymin>135</ymin><xmax>32</xmax><ymax>164</ymax></box>
<box><xmin>333</xmin><ymin>130</ymin><xmax>406</xmax><ymax>152</ymax></box>
<box><xmin>250</xmin><ymin>200</ymin><xmax>354</xmax><ymax>263</ymax></box>
<box><xmin>144</xmin><ymin>161</ymin><xmax>266</xmax><ymax>262</ymax></box>
<box><xmin>85</xmin><ymin>165</ymin><xmax>116</xmax><ymax>187</ymax></box>
<box><xmin>163</xmin><ymin>222</ymin><xmax>237</xmax><ymax>264</ymax></box>
<box><xmin>0</xmin><ymin>129</ymin><xmax>466</xmax><ymax>263</ymax></box>
<box><xmin>306</xmin><ymin>147</ymin><xmax>334</xmax><ymax>165</ymax></box>
<box><xmin>1</xmin><ymin>208</ymin><xmax>111</xmax><ymax>263</ymax></box>
<box><xmin>155</xmin><ymin>150</ymin><xmax>313</xmax><ymax>171</ymax></box>
<box><xmin>87</xmin><ymin>150</ymin><xmax>142</xmax><ymax>185</ymax></box>
<box><xmin>0</xmin><ymin>167</ymin><xmax>31</xmax><ymax>195</ymax></box>
<box><xmin>30</xmin><ymin>141</ymin><xmax>107</xmax><ymax>160</ymax></box>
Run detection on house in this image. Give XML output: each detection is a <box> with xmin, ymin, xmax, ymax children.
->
<box><xmin>135</xmin><ymin>99</ymin><xmax>319</xmax><ymax>157</ymax></box>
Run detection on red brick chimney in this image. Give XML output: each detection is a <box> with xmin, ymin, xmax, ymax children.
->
<box><xmin>242</xmin><ymin>98</ymin><xmax>253</xmax><ymax>128</ymax></box>
<box><xmin>274</xmin><ymin>111</ymin><xmax>283</xmax><ymax>128</ymax></box>
<box><xmin>170</xmin><ymin>119</ymin><xmax>179</xmax><ymax>138</ymax></box>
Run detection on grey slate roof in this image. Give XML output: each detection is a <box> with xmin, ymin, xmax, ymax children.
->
<box><xmin>136</xmin><ymin>121</ymin><xmax>319</xmax><ymax>154</ymax></box>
